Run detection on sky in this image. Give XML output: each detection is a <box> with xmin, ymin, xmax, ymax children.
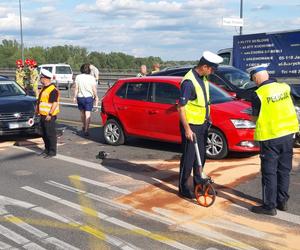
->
<box><xmin>0</xmin><ymin>0</ymin><xmax>300</xmax><ymax>61</ymax></box>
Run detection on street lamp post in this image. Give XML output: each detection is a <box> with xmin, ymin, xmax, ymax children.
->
<box><xmin>18</xmin><ymin>0</ymin><xmax>24</xmax><ymax>62</ymax></box>
<box><xmin>240</xmin><ymin>0</ymin><xmax>243</xmax><ymax>35</ymax></box>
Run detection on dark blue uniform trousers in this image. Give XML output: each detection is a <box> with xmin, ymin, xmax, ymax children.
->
<box><xmin>259</xmin><ymin>134</ymin><xmax>294</xmax><ymax>209</ymax></box>
<box><xmin>41</xmin><ymin>115</ymin><xmax>57</xmax><ymax>156</ymax></box>
<box><xmin>179</xmin><ymin>122</ymin><xmax>209</xmax><ymax>195</ymax></box>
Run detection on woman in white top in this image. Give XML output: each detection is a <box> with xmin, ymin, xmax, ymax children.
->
<box><xmin>73</xmin><ymin>63</ymin><xmax>98</xmax><ymax>136</ymax></box>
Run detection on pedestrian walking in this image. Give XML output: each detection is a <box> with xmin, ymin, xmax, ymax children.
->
<box><xmin>37</xmin><ymin>69</ymin><xmax>60</xmax><ymax>158</ymax></box>
<box><xmin>178</xmin><ymin>51</ymin><xmax>223</xmax><ymax>199</ymax></box>
<box><xmin>248</xmin><ymin>64</ymin><xmax>299</xmax><ymax>215</ymax></box>
<box><xmin>73</xmin><ymin>63</ymin><xmax>99</xmax><ymax>136</ymax></box>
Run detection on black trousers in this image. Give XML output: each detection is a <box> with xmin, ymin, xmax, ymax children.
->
<box><xmin>179</xmin><ymin>122</ymin><xmax>209</xmax><ymax>194</ymax></box>
<box><xmin>259</xmin><ymin>134</ymin><xmax>294</xmax><ymax>209</ymax></box>
<box><xmin>40</xmin><ymin>116</ymin><xmax>57</xmax><ymax>156</ymax></box>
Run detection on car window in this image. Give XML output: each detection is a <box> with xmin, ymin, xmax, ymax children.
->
<box><xmin>208</xmin><ymin>74</ymin><xmax>233</xmax><ymax>91</ymax></box>
<box><xmin>152</xmin><ymin>83</ymin><xmax>179</xmax><ymax>104</ymax></box>
<box><xmin>56</xmin><ymin>66</ymin><xmax>72</xmax><ymax>74</ymax></box>
<box><xmin>218</xmin><ymin>52</ymin><xmax>231</xmax><ymax>65</ymax></box>
<box><xmin>43</xmin><ymin>66</ymin><xmax>53</xmax><ymax>73</ymax></box>
<box><xmin>209</xmin><ymin>83</ymin><xmax>233</xmax><ymax>104</ymax></box>
<box><xmin>117</xmin><ymin>82</ymin><xmax>150</xmax><ymax>101</ymax></box>
<box><xmin>217</xmin><ymin>68</ymin><xmax>256</xmax><ymax>90</ymax></box>
<box><xmin>0</xmin><ymin>81</ymin><xmax>25</xmax><ymax>97</ymax></box>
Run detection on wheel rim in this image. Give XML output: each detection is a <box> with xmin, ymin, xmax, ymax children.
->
<box><xmin>206</xmin><ymin>132</ymin><xmax>224</xmax><ymax>157</ymax></box>
<box><xmin>105</xmin><ymin>123</ymin><xmax>120</xmax><ymax>143</ymax></box>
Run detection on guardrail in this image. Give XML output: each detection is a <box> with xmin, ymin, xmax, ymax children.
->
<box><xmin>0</xmin><ymin>68</ymin><xmax>137</xmax><ymax>84</ymax></box>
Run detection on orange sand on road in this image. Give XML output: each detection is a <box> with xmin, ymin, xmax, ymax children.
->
<box><xmin>117</xmin><ymin>149</ymin><xmax>300</xmax><ymax>250</ymax></box>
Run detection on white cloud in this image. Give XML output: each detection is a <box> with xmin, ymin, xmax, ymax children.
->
<box><xmin>37</xmin><ymin>6</ymin><xmax>55</xmax><ymax>14</ymax></box>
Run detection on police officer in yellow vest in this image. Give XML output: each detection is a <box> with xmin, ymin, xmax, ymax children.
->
<box><xmin>37</xmin><ymin>69</ymin><xmax>60</xmax><ymax>158</ymax></box>
<box><xmin>178</xmin><ymin>51</ymin><xmax>223</xmax><ymax>199</ymax></box>
<box><xmin>248</xmin><ymin>64</ymin><xmax>299</xmax><ymax>215</ymax></box>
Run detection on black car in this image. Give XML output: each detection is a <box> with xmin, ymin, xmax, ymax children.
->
<box><xmin>150</xmin><ymin>65</ymin><xmax>300</xmax><ymax>103</ymax></box>
<box><xmin>0</xmin><ymin>79</ymin><xmax>40</xmax><ymax>136</ymax></box>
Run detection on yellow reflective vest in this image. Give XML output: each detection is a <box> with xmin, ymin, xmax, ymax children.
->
<box><xmin>16</xmin><ymin>68</ymin><xmax>26</xmax><ymax>88</ymax></box>
<box><xmin>38</xmin><ymin>84</ymin><xmax>60</xmax><ymax>116</ymax></box>
<box><xmin>255</xmin><ymin>82</ymin><xmax>299</xmax><ymax>141</ymax></box>
<box><xmin>181</xmin><ymin>69</ymin><xmax>210</xmax><ymax>125</ymax></box>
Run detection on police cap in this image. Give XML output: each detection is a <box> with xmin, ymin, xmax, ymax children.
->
<box><xmin>40</xmin><ymin>69</ymin><xmax>52</xmax><ymax>79</ymax></box>
<box><xmin>246</xmin><ymin>63</ymin><xmax>269</xmax><ymax>80</ymax></box>
<box><xmin>198</xmin><ymin>51</ymin><xmax>223</xmax><ymax>70</ymax></box>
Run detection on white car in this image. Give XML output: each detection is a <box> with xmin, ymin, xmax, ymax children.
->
<box><xmin>38</xmin><ymin>64</ymin><xmax>73</xmax><ymax>89</ymax></box>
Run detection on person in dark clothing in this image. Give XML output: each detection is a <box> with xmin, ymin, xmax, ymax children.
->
<box><xmin>37</xmin><ymin>69</ymin><xmax>60</xmax><ymax>158</ymax></box>
<box><xmin>177</xmin><ymin>51</ymin><xmax>223</xmax><ymax>199</ymax></box>
<box><xmin>248</xmin><ymin>64</ymin><xmax>299</xmax><ymax>215</ymax></box>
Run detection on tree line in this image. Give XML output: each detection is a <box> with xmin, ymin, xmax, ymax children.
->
<box><xmin>0</xmin><ymin>39</ymin><xmax>196</xmax><ymax>72</ymax></box>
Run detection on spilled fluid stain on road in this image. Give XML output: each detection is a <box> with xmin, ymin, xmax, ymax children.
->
<box><xmin>117</xmin><ymin>149</ymin><xmax>300</xmax><ymax>250</ymax></box>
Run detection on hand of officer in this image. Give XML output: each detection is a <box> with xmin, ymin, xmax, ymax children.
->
<box><xmin>45</xmin><ymin>115</ymin><xmax>51</xmax><ymax>121</ymax></box>
<box><xmin>185</xmin><ymin>128</ymin><xmax>194</xmax><ymax>141</ymax></box>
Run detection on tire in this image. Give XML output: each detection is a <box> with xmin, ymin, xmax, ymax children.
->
<box><xmin>206</xmin><ymin>128</ymin><xmax>228</xmax><ymax>159</ymax></box>
<box><xmin>103</xmin><ymin>119</ymin><xmax>125</xmax><ymax>145</ymax></box>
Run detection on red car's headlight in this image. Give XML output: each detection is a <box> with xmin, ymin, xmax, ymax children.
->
<box><xmin>231</xmin><ymin>119</ymin><xmax>256</xmax><ymax>129</ymax></box>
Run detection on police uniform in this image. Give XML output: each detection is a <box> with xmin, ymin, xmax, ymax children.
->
<box><xmin>249</xmin><ymin>64</ymin><xmax>299</xmax><ymax>215</ymax></box>
<box><xmin>38</xmin><ymin>69</ymin><xmax>60</xmax><ymax>158</ymax></box>
<box><xmin>178</xmin><ymin>51</ymin><xmax>223</xmax><ymax>199</ymax></box>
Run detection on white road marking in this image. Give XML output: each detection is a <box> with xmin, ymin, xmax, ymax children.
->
<box><xmin>22</xmin><ymin>186</ymin><xmax>196</xmax><ymax>250</ymax></box>
<box><xmin>0</xmin><ymin>195</ymin><xmax>136</xmax><ymax>250</ymax></box>
<box><xmin>69</xmin><ymin>176</ymin><xmax>130</xmax><ymax>194</ymax></box>
<box><xmin>0</xmin><ymin>224</ymin><xmax>30</xmax><ymax>244</ymax></box>
<box><xmin>46</xmin><ymin>180</ymin><xmax>260</xmax><ymax>250</ymax></box>
<box><xmin>44</xmin><ymin>237</ymin><xmax>79</xmax><ymax>250</ymax></box>
<box><xmin>232</xmin><ymin>203</ymin><xmax>300</xmax><ymax>225</ymax></box>
<box><xmin>23</xmin><ymin>242</ymin><xmax>46</xmax><ymax>250</ymax></box>
<box><xmin>200</xmin><ymin>219</ymin><xmax>268</xmax><ymax>239</ymax></box>
<box><xmin>0</xmin><ymin>240</ymin><xmax>14</xmax><ymax>249</ymax></box>
<box><xmin>15</xmin><ymin>146</ymin><xmax>126</xmax><ymax>177</ymax></box>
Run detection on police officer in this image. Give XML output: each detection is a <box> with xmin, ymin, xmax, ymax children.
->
<box><xmin>15</xmin><ymin>59</ymin><xmax>26</xmax><ymax>88</ymax></box>
<box><xmin>29</xmin><ymin>60</ymin><xmax>39</xmax><ymax>97</ymax></box>
<box><xmin>248</xmin><ymin>64</ymin><xmax>299</xmax><ymax>215</ymax></box>
<box><xmin>37</xmin><ymin>69</ymin><xmax>60</xmax><ymax>158</ymax></box>
<box><xmin>178</xmin><ymin>51</ymin><xmax>223</xmax><ymax>199</ymax></box>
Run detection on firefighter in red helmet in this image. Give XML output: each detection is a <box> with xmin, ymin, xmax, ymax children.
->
<box><xmin>15</xmin><ymin>59</ymin><xmax>26</xmax><ymax>89</ymax></box>
<box><xmin>28</xmin><ymin>59</ymin><xmax>39</xmax><ymax>97</ymax></box>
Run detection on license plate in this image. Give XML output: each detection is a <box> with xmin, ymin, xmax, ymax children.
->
<box><xmin>9</xmin><ymin>121</ymin><xmax>32</xmax><ymax>129</ymax></box>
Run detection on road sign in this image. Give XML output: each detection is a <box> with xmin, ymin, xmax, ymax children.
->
<box><xmin>222</xmin><ymin>17</ymin><xmax>244</xmax><ymax>27</ymax></box>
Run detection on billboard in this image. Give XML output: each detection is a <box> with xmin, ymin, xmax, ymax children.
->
<box><xmin>233</xmin><ymin>30</ymin><xmax>300</xmax><ymax>77</ymax></box>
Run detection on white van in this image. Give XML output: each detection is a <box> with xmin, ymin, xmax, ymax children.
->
<box><xmin>38</xmin><ymin>63</ymin><xmax>73</xmax><ymax>89</ymax></box>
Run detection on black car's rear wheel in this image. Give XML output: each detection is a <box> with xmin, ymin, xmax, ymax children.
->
<box><xmin>103</xmin><ymin>119</ymin><xmax>125</xmax><ymax>145</ymax></box>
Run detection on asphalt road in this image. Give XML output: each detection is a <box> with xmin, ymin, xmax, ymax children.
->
<box><xmin>0</xmin><ymin>87</ymin><xmax>299</xmax><ymax>249</ymax></box>
<box><xmin>0</xmin><ymin>123</ymin><xmax>300</xmax><ymax>249</ymax></box>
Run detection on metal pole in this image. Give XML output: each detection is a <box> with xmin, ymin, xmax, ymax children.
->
<box><xmin>240</xmin><ymin>0</ymin><xmax>243</xmax><ymax>35</ymax></box>
<box><xmin>18</xmin><ymin>0</ymin><xmax>24</xmax><ymax>62</ymax></box>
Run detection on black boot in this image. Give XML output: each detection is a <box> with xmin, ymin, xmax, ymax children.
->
<box><xmin>251</xmin><ymin>205</ymin><xmax>277</xmax><ymax>216</ymax></box>
<box><xmin>277</xmin><ymin>201</ymin><xmax>288</xmax><ymax>211</ymax></box>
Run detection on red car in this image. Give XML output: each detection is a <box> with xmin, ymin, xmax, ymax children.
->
<box><xmin>101</xmin><ymin>76</ymin><xmax>259</xmax><ymax>159</ymax></box>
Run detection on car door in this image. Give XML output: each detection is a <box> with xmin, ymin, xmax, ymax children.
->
<box><xmin>113</xmin><ymin>81</ymin><xmax>152</xmax><ymax>136</ymax></box>
<box><xmin>146</xmin><ymin>82</ymin><xmax>181</xmax><ymax>143</ymax></box>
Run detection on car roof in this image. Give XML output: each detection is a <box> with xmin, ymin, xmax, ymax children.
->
<box><xmin>117</xmin><ymin>76</ymin><xmax>183</xmax><ymax>83</ymax></box>
<box><xmin>38</xmin><ymin>64</ymin><xmax>71</xmax><ymax>67</ymax></box>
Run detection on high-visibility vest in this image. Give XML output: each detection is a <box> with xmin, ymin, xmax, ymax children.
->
<box><xmin>16</xmin><ymin>69</ymin><xmax>25</xmax><ymax>88</ymax></box>
<box><xmin>38</xmin><ymin>84</ymin><xmax>60</xmax><ymax>116</ymax></box>
<box><xmin>255</xmin><ymin>82</ymin><xmax>299</xmax><ymax>141</ymax></box>
<box><xmin>181</xmin><ymin>69</ymin><xmax>210</xmax><ymax>125</ymax></box>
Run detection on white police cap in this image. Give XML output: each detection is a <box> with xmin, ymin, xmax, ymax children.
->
<box><xmin>199</xmin><ymin>51</ymin><xmax>223</xmax><ymax>69</ymax></box>
<box><xmin>40</xmin><ymin>68</ymin><xmax>52</xmax><ymax>79</ymax></box>
<box><xmin>246</xmin><ymin>63</ymin><xmax>269</xmax><ymax>78</ymax></box>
